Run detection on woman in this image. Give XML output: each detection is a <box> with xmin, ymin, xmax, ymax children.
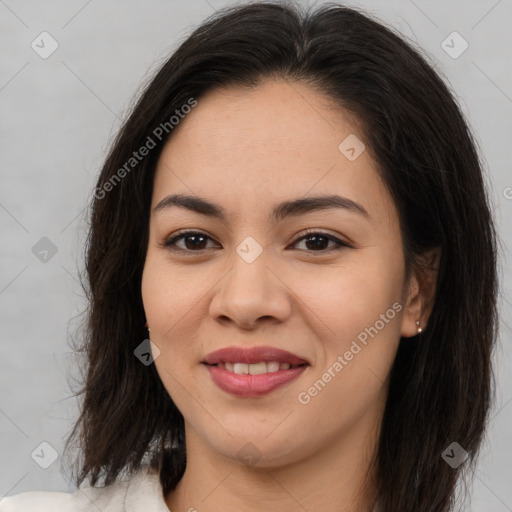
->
<box><xmin>0</xmin><ymin>1</ymin><xmax>498</xmax><ymax>511</ymax></box>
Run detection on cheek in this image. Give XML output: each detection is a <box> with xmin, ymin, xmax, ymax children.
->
<box><xmin>141</xmin><ymin>254</ymin><xmax>206</xmax><ymax>332</ymax></box>
<box><xmin>141</xmin><ymin>257</ymin><xmax>194</xmax><ymax>372</ymax></box>
<box><xmin>294</xmin><ymin>254</ymin><xmax>404</xmax><ymax>406</ymax></box>
<box><xmin>292</xmin><ymin>256</ymin><xmax>402</xmax><ymax>344</ymax></box>
<box><xmin>292</xmin><ymin>266</ymin><xmax>402</xmax><ymax>431</ymax></box>
<box><xmin>141</xmin><ymin>254</ymin><xmax>212</xmax><ymax>396</ymax></box>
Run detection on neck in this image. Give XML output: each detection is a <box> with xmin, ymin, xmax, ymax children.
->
<box><xmin>165</xmin><ymin>412</ymin><xmax>381</xmax><ymax>512</ymax></box>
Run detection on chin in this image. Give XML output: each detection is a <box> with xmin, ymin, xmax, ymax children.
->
<box><xmin>201</xmin><ymin>430</ymin><xmax>309</xmax><ymax>469</ymax></box>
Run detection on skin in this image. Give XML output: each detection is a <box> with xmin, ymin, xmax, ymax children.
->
<box><xmin>141</xmin><ymin>78</ymin><xmax>439</xmax><ymax>512</ymax></box>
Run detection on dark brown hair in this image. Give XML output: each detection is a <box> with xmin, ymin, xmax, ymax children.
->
<box><xmin>64</xmin><ymin>2</ymin><xmax>499</xmax><ymax>511</ymax></box>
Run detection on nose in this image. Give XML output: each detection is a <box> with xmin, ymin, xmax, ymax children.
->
<box><xmin>208</xmin><ymin>248</ymin><xmax>292</xmax><ymax>330</ymax></box>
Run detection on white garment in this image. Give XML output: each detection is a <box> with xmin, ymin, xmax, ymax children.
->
<box><xmin>0</xmin><ymin>465</ymin><xmax>382</xmax><ymax>511</ymax></box>
<box><xmin>0</xmin><ymin>465</ymin><xmax>170</xmax><ymax>512</ymax></box>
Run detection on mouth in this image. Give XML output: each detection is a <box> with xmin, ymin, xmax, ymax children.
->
<box><xmin>201</xmin><ymin>346</ymin><xmax>310</xmax><ymax>397</ymax></box>
<box><xmin>204</xmin><ymin>361</ymin><xmax>308</xmax><ymax>375</ymax></box>
<box><xmin>202</xmin><ymin>345</ymin><xmax>310</xmax><ymax>369</ymax></box>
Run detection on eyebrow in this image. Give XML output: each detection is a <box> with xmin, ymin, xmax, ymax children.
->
<box><xmin>153</xmin><ymin>193</ymin><xmax>370</xmax><ymax>222</ymax></box>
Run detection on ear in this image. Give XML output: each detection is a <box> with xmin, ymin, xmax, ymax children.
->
<box><xmin>400</xmin><ymin>247</ymin><xmax>441</xmax><ymax>338</ymax></box>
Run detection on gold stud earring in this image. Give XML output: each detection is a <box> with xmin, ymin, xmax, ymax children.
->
<box><xmin>416</xmin><ymin>320</ymin><xmax>423</xmax><ymax>334</ymax></box>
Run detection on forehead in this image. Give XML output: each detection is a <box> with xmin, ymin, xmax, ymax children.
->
<box><xmin>152</xmin><ymin>79</ymin><xmax>398</xmax><ymax>231</ymax></box>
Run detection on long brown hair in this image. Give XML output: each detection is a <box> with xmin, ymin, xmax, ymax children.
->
<box><xmin>63</xmin><ymin>3</ymin><xmax>499</xmax><ymax>511</ymax></box>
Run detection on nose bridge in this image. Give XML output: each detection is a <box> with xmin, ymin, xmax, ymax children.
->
<box><xmin>209</xmin><ymin>237</ymin><xmax>291</xmax><ymax>326</ymax></box>
<box><xmin>225</xmin><ymin>239</ymin><xmax>271</xmax><ymax>303</ymax></box>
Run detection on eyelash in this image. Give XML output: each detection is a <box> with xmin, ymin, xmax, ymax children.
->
<box><xmin>162</xmin><ymin>229</ymin><xmax>352</xmax><ymax>255</ymax></box>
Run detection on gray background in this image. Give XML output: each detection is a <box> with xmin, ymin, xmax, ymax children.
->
<box><xmin>1</xmin><ymin>0</ymin><xmax>511</xmax><ymax>510</ymax></box>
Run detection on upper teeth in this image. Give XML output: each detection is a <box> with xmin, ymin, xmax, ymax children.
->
<box><xmin>222</xmin><ymin>362</ymin><xmax>292</xmax><ymax>374</ymax></box>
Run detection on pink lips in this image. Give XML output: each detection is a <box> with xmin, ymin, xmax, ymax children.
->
<box><xmin>203</xmin><ymin>346</ymin><xmax>309</xmax><ymax>366</ymax></box>
<box><xmin>202</xmin><ymin>346</ymin><xmax>309</xmax><ymax>398</ymax></box>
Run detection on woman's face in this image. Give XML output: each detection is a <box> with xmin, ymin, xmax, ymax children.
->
<box><xmin>141</xmin><ymin>79</ymin><xmax>420</xmax><ymax>467</ymax></box>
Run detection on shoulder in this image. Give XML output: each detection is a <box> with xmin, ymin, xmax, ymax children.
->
<box><xmin>0</xmin><ymin>465</ymin><xmax>169</xmax><ymax>512</ymax></box>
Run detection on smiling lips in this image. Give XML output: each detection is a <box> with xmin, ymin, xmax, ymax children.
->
<box><xmin>202</xmin><ymin>346</ymin><xmax>309</xmax><ymax>397</ymax></box>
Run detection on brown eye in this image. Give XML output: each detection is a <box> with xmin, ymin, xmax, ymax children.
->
<box><xmin>290</xmin><ymin>230</ymin><xmax>352</xmax><ymax>252</ymax></box>
<box><xmin>164</xmin><ymin>231</ymin><xmax>218</xmax><ymax>252</ymax></box>
<box><xmin>163</xmin><ymin>229</ymin><xmax>352</xmax><ymax>254</ymax></box>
